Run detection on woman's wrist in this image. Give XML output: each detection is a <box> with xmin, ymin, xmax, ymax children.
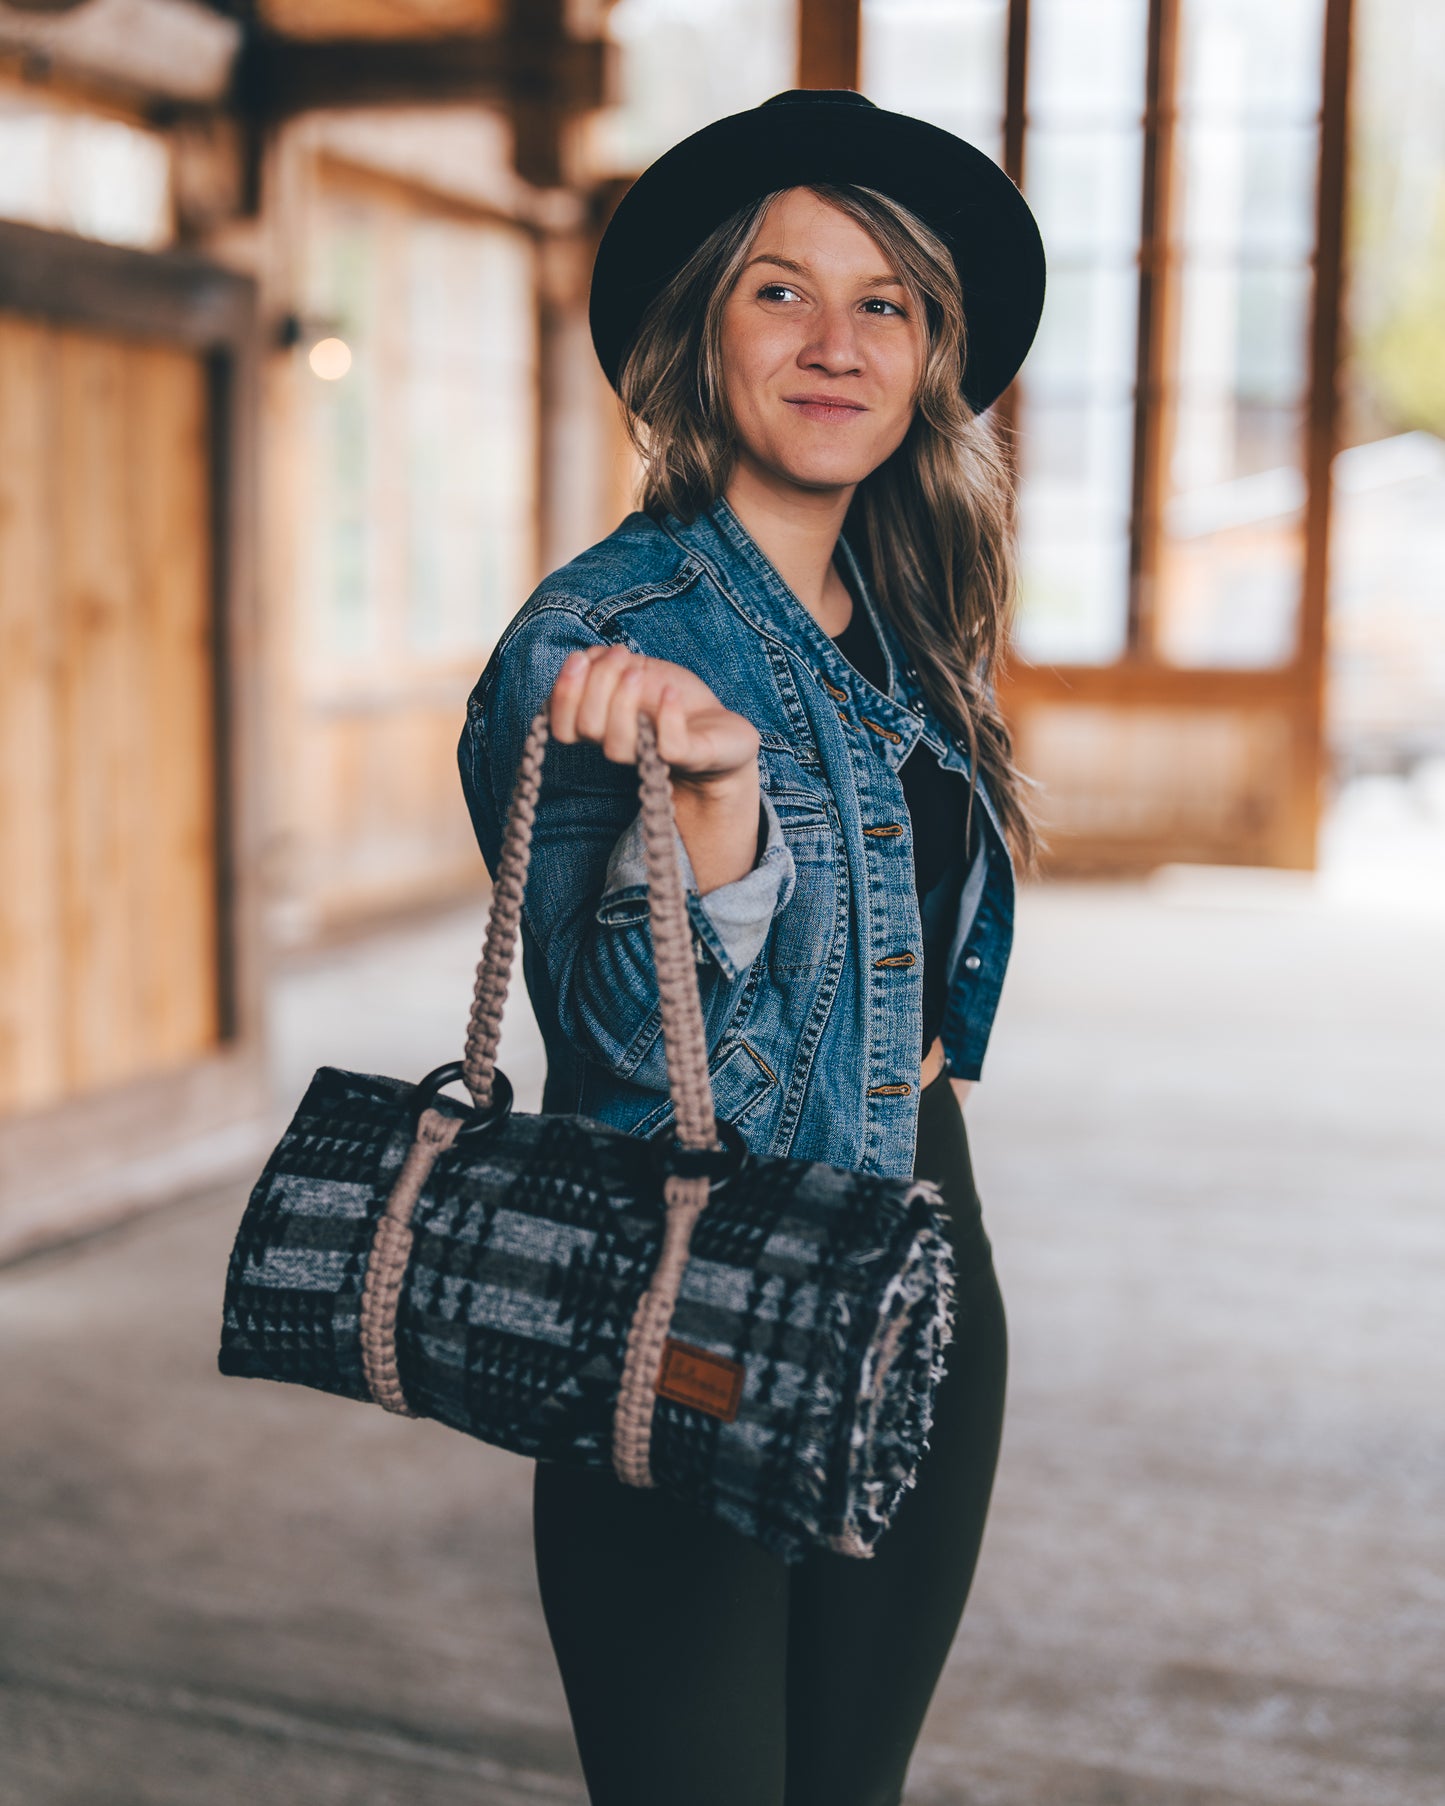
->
<box><xmin>672</xmin><ymin>758</ymin><xmax>763</xmax><ymax>894</ymax></box>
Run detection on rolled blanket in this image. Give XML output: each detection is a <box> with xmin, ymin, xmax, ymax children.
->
<box><xmin>219</xmin><ymin>1065</ymin><xmax>957</xmax><ymax>1564</ymax></box>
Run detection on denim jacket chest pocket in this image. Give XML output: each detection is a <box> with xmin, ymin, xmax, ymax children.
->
<box><xmin>760</xmin><ymin>751</ymin><xmax>847</xmax><ymax>978</ymax></box>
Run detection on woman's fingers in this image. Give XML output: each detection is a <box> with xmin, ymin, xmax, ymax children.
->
<box><xmin>600</xmin><ymin>662</ymin><xmax>646</xmax><ymax>764</ymax></box>
<box><xmin>551</xmin><ymin>647</ymin><xmax>704</xmax><ymax>737</ymax></box>
<box><xmin>547</xmin><ymin>647</ymin><xmax>603</xmax><ymax>741</ymax></box>
<box><xmin>601</xmin><ymin>664</ymin><xmax>691</xmax><ymax>767</ymax></box>
<box><xmin>570</xmin><ymin>646</ymin><xmax>640</xmax><ymax>746</ymax></box>
<box><xmin>654</xmin><ymin>683</ymin><xmax>684</xmax><ymax>766</ymax></box>
<box><xmin>547</xmin><ymin>647</ymin><xmax>758</xmax><ymax>778</ymax></box>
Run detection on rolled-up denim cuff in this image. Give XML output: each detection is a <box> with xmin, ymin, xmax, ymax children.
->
<box><xmin>594</xmin><ymin>789</ymin><xmax>796</xmax><ymax>982</ymax></box>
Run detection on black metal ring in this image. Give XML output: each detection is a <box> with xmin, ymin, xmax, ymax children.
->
<box><xmin>652</xmin><ymin>1118</ymin><xmax>750</xmax><ymax>1191</ymax></box>
<box><xmin>410</xmin><ymin>1061</ymin><xmax>513</xmax><ymax>1139</ymax></box>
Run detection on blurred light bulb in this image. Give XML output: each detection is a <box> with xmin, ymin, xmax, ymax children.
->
<box><xmin>309</xmin><ymin>337</ymin><xmax>352</xmax><ymax>381</ymax></box>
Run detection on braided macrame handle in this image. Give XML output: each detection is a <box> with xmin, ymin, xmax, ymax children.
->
<box><xmin>460</xmin><ymin>707</ymin><xmax>720</xmax><ymax>1154</ymax></box>
<box><xmin>449</xmin><ymin>707</ymin><xmax>731</xmax><ymax>1485</ymax></box>
<box><xmin>361</xmin><ymin>708</ymin><xmax>736</xmax><ymax>1472</ymax></box>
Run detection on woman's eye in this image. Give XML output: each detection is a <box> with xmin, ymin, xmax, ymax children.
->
<box><xmin>755</xmin><ymin>285</ymin><xmax>903</xmax><ymax>321</ymax></box>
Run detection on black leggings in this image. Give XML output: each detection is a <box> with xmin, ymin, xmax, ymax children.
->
<box><xmin>532</xmin><ymin>1070</ymin><xmax>1009</xmax><ymax>1806</ymax></box>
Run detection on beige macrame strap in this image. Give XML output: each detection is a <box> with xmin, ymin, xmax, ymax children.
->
<box><xmin>456</xmin><ymin>708</ymin><xmax>729</xmax><ymax>1485</ymax></box>
<box><xmin>359</xmin><ymin>1106</ymin><xmax>463</xmax><ymax>1415</ymax></box>
<box><xmin>460</xmin><ymin>709</ymin><xmax>718</xmax><ymax>1153</ymax></box>
<box><xmin>610</xmin><ymin>1167</ymin><xmax>711</xmax><ymax>1486</ymax></box>
<box><xmin>360</xmin><ymin>710</ymin><xmax>729</xmax><ymax>1471</ymax></box>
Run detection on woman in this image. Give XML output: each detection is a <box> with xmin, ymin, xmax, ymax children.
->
<box><xmin>460</xmin><ymin>88</ymin><xmax>1045</xmax><ymax>1806</ymax></box>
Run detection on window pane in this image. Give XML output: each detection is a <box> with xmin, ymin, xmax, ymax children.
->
<box><xmin>1175</xmin><ymin>121</ymin><xmax>1320</xmax><ymax>259</ymax></box>
<box><xmin>405</xmin><ymin>220</ymin><xmax>537</xmax><ymax>658</ymax></box>
<box><xmin>1027</xmin><ymin>0</ymin><xmax>1150</xmax><ymax>124</ymax></box>
<box><xmin>307</xmin><ymin>207</ymin><xmax>382</xmax><ymax>662</ymax></box>
<box><xmin>1158</xmin><ymin>399</ymin><xmax>1307</xmax><ymax>667</ymax></box>
<box><xmin>861</xmin><ymin>0</ymin><xmax>1009</xmax><ymax>161</ymax></box>
<box><xmin>1024</xmin><ymin>126</ymin><xmax>1145</xmax><ymax>261</ymax></box>
<box><xmin>1176</xmin><ymin>0</ymin><xmax>1326</xmax><ymax>123</ymax></box>
<box><xmin>302</xmin><ymin>193</ymin><xmax>538</xmax><ymax>670</ymax></box>
<box><xmin>1013</xmin><ymin>0</ymin><xmax>1150</xmax><ymax>664</ymax></box>
<box><xmin>1173</xmin><ymin>262</ymin><xmax>1315</xmax><ymax>410</ymax></box>
<box><xmin>1025</xmin><ymin>263</ymin><xmax>1141</xmax><ymax>400</ymax></box>
<box><xmin>1169</xmin><ymin>398</ymin><xmax>1308</xmax><ymax>493</ymax></box>
<box><xmin>1017</xmin><ymin>530</ymin><xmax>1134</xmax><ymax>665</ymax></box>
<box><xmin>1015</xmin><ymin>400</ymin><xmax>1136</xmax><ymax>664</ymax></box>
<box><xmin>1155</xmin><ymin>511</ymin><xmax>1307</xmax><ymax>666</ymax></box>
<box><xmin>583</xmin><ymin>0</ymin><xmax>798</xmax><ymax>175</ymax></box>
<box><xmin>1156</xmin><ymin>0</ymin><xmax>1327</xmax><ymax>668</ymax></box>
<box><xmin>0</xmin><ymin>93</ymin><xmax>171</xmax><ymax>249</ymax></box>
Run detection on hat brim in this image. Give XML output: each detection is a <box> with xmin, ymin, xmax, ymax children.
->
<box><xmin>589</xmin><ymin>93</ymin><xmax>1047</xmax><ymax>417</ymax></box>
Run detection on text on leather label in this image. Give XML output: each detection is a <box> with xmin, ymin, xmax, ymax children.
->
<box><xmin>656</xmin><ymin>1338</ymin><xmax>745</xmax><ymax>1422</ymax></box>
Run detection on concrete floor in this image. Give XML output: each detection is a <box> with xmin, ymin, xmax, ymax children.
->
<box><xmin>3</xmin><ymin>794</ymin><xmax>1444</xmax><ymax>1804</ymax></box>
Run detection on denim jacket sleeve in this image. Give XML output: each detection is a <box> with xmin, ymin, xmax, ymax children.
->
<box><xmin>458</xmin><ymin>603</ymin><xmax>796</xmax><ymax>1088</ymax></box>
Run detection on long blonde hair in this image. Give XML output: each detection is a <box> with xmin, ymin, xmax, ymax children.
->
<box><xmin>617</xmin><ymin>181</ymin><xmax>1041</xmax><ymax>874</ymax></box>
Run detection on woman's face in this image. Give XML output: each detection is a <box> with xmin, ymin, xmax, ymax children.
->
<box><xmin>718</xmin><ymin>188</ymin><xmax>927</xmax><ymax>499</ymax></box>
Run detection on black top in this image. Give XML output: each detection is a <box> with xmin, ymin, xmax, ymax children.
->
<box><xmin>828</xmin><ymin>598</ymin><xmax>977</xmax><ymax>1054</ymax></box>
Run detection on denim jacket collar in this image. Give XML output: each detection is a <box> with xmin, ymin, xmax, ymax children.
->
<box><xmin>658</xmin><ymin>493</ymin><xmax>1011</xmax><ymax>853</ymax></box>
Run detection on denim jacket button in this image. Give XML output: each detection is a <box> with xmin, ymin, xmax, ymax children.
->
<box><xmin>963</xmin><ymin>953</ymin><xmax>982</xmax><ymax>971</ymax></box>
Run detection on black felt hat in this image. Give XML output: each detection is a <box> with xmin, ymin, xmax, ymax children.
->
<box><xmin>589</xmin><ymin>88</ymin><xmax>1047</xmax><ymax>417</ymax></box>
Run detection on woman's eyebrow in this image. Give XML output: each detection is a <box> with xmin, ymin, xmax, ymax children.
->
<box><xmin>744</xmin><ymin>253</ymin><xmax>906</xmax><ymax>287</ymax></box>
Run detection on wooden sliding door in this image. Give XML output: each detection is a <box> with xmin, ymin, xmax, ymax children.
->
<box><xmin>0</xmin><ymin>220</ymin><xmax>262</xmax><ymax>1241</ymax></box>
<box><xmin>0</xmin><ymin>315</ymin><xmax>219</xmax><ymax>1114</ymax></box>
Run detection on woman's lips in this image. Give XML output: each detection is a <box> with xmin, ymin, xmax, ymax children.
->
<box><xmin>783</xmin><ymin>397</ymin><xmax>868</xmax><ymax>423</ymax></box>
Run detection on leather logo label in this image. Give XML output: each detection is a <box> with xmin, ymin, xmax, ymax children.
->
<box><xmin>655</xmin><ymin>1338</ymin><xmax>745</xmax><ymax>1422</ymax></box>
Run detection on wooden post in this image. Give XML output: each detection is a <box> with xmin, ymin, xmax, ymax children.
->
<box><xmin>1002</xmin><ymin>0</ymin><xmax>1031</xmax><ymax>189</ymax></box>
<box><xmin>991</xmin><ymin>0</ymin><xmax>1032</xmax><ymax>454</ymax></box>
<box><xmin>797</xmin><ymin>0</ymin><xmax>860</xmax><ymax>91</ymax></box>
<box><xmin>1292</xmin><ymin>0</ymin><xmax>1356</xmax><ymax>867</ymax></box>
<box><xmin>1126</xmin><ymin>0</ymin><xmax>1182</xmax><ymax>660</ymax></box>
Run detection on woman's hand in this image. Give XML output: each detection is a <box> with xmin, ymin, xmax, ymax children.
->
<box><xmin>549</xmin><ymin>643</ymin><xmax>760</xmax><ymax>790</ymax></box>
<box><xmin>549</xmin><ymin>643</ymin><xmax>764</xmax><ymax>894</ymax></box>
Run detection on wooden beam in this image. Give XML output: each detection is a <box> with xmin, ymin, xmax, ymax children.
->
<box><xmin>797</xmin><ymin>0</ymin><xmax>859</xmax><ymax>91</ymax></box>
<box><xmin>0</xmin><ymin>218</ymin><xmax>254</xmax><ymax>347</ymax></box>
<box><xmin>235</xmin><ymin>26</ymin><xmax>604</xmax><ymax>120</ymax></box>
<box><xmin>0</xmin><ymin>0</ymin><xmax>240</xmax><ymax>106</ymax></box>
<box><xmin>999</xmin><ymin>661</ymin><xmax>1310</xmax><ymax>710</ymax></box>
<box><xmin>190</xmin><ymin>0</ymin><xmax>258</xmax><ymax>19</ymax></box>
<box><xmin>0</xmin><ymin>53</ymin><xmax>159</xmax><ymax>125</ymax></box>
<box><xmin>505</xmin><ymin>0</ymin><xmax>566</xmax><ymax>190</ymax></box>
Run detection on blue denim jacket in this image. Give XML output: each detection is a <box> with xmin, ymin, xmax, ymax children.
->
<box><xmin>457</xmin><ymin>495</ymin><xmax>1015</xmax><ymax>1180</ymax></box>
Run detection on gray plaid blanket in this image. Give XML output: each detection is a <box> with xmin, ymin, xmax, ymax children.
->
<box><xmin>218</xmin><ymin>1065</ymin><xmax>957</xmax><ymax>1563</ymax></box>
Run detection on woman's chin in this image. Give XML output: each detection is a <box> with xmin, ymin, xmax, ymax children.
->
<box><xmin>755</xmin><ymin>453</ymin><xmax>881</xmax><ymax>496</ymax></box>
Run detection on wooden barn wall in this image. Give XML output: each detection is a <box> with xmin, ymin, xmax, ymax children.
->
<box><xmin>0</xmin><ymin>315</ymin><xmax>219</xmax><ymax>1117</ymax></box>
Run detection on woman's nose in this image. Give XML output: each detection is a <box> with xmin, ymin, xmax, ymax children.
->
<box><xmin>798</xmin><ymin>302</ymin><xmax>863</xmax><ymax>375</ymax></box>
